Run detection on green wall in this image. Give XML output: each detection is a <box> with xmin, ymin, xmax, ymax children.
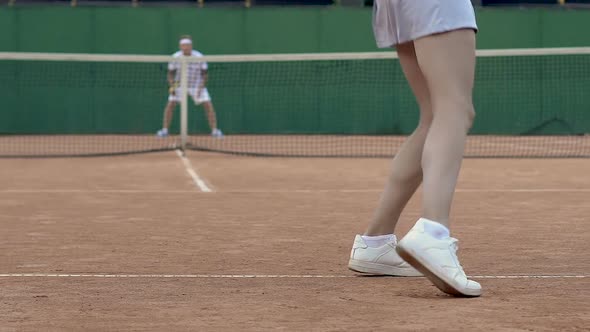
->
<box><xmin>3</xmin><ymin>6</ymin><xmax>590</xmax><ymax>54</ymax></box>
<box><xmin>1</xmin><ymin>6</ymin><xmax>589</xmax><ymax>136</ymax></box>
<box><xmin>0</xmin><ymin>7</ymin><xmax>377</xmax><ymax>54</ymax></box>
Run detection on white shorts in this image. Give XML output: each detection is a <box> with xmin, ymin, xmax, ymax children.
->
<box><xmin>168</xmin><ymin>88</ymin><xmax>212</xmax><ymax>105</ymax></box>
<box><xmin>372</xmin><ymin>0</ymin><xmax>478</xmax><ymax>48</ymax></box>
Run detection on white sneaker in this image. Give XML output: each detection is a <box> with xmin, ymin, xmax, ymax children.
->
<box><xmin>156</xmin><ymin>128</ymin><xmax>169</xmax><ymax>137</ymax></box>
<box><xmin>211</xmin><ymin>128</ymin><xmax>223</xmax><ymax>138</ymax></box>
<box><xmin>348</xmin><ymin>235</ymin><xmax>422</xmax><ymax>277</ymax></box>
<box><xmin>396</xmin><ymin>219</ymin><xmax>482</xmax><ymax>297</ymax></box>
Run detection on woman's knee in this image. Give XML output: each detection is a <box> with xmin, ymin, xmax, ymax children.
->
<box><xmin>458</xmin><ymin>100</ymin><xmax>476</xmax><ymax>129</ymax></box>
<box><xmin>434</xmin><ymin>99</ymin><xmax>475</xmax><ymax>131</ymax></box>
<box><xmin>465</xmin><ymin>105</ymin><xmax>476</xmax><ymax>129</ymax></box>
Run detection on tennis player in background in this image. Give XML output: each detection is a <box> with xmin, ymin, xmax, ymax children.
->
<box><xmin>348</xmin><ymin>0</ymin><xmax>481</xmax><ymax>297</ymax></box>
<box><xmin>157</xmin><ymin>35</ymin><xmax>223</xmax><ymax>138</ymax></box>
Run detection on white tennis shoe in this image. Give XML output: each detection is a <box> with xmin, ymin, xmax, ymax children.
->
<box><xmin>348</xmin><ymin>235</ymin><xmax>422</xmax><ymax>277</ymax></box>
<box><xmin>211</xmin><ymin>128</ymin><xmax>223</xmax><ymax>138</ymax></box>
<box><xmin>156</xmin><ymin>128</ymin><xmax>169</xmax><ymax>137</ymax></box>
<box><xmin>396</xmin><ymin>218</ymin><xmax>482</xmax><ymax>297</ymax></box>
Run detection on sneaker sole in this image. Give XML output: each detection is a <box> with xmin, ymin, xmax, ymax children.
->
<box><xmin>348</xmin><ymin>259</ymin><xmax>423</xmax><ymax>277</ymax></box>
<box><xmin>395</xmin><ymin>246</ymin><xmax>481</xmax><ymax>297</ymax></box>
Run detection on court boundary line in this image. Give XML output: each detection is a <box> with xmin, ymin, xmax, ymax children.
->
<box><xmin>1</xmin><ymin>188</ymin><xmax>590</xmax><ymax>194</ymax></box>
<box><xmin>0</xmin><ymin>273</ymin><xmax>586</xmax><ymax>279</ymax></box>
<box><xmin>175</xmin><ymin>150</ymin><xmax>212</xmax><ymax>193</ymax></box>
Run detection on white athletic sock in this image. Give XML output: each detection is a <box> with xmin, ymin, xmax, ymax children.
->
<box><xmin>418</xmin><ymin>218</ymin><xmax>450</xmax><ymax>240</ymax></box>
<box><xmin>361</xmin><ymin>234</ymin><xmax>396</xmax><ymax>248</ymax></box>
<box><xmin>162</xmin><ymin>128</ymin><xmax>168</xmax><ymax>134</ymax></box>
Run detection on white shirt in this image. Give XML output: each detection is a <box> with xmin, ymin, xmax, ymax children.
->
<box><xmin>168</xmin><ymin>50</ymin><xmax>208</xmax><ymax>89</ymax></box>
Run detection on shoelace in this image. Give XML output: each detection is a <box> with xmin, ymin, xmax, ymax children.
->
<box><xmin>449</xmin><ymin>238</ymin><xmax>466</xmax><ymax>276</ymax></box>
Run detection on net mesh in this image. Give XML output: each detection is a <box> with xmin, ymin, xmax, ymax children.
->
<box><xmin>1</xmin><ymin>49</ymin><xmax>589</xmax><ymax>158</ymax></box>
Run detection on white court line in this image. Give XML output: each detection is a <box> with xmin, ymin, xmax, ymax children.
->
<box><xmin>217</xmin><ymin>188</ymin><xmax>590</xmax><ymax>193</ymax></box>
<box><xmin>459</xmin><ymin>188</ymin><xmax>590</xmax><ymax>193</ymax></box>
<box><xmin>175</xmin><ymin>150</ymin><xmax>212</xmax><ymax>193</ymax></box>
<box><xmin>1</xmin><ymin>189</ymin><xmax>590</xmax><ymax>194</ymax></box>
<box><xmin>0</xmin><ymin>274</ymin><xmax>586</xmax><ymax>279</ymax></box>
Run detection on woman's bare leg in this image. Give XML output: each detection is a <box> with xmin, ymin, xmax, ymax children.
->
<box><xmin>395</xmin><ymin>29</ymin><xmax>482</xmax><ymax>297</ymax></box>
<box><xmin>414</xmin><ymin>29</ymin><xmax>476</xmax><ymax>228</ymax></box>
<box><xmin>364</xmin><ymin>42</ymin><xmax>433</xmax><ymax>236</ymax></box>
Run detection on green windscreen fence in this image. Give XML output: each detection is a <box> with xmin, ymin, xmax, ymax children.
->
<box><xmin>0</xmin><ymin>49</ymin><xmax>589</xmax><ymax>158</ymax></box>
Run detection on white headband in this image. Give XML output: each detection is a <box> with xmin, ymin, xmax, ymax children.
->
<box><xmin>179</xmin><ymin>38</ymin><xmax>192</xmax><ymax>45</ymax></box>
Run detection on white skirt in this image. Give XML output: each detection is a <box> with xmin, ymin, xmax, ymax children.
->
<box><xmin>372</xmin><ymin>0</ymin><xmax>478</xmax><ymax>48</ymax></box>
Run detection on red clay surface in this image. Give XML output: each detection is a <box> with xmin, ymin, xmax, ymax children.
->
<box><xmin>1</xmin><ymin>152</ymin><xmax>589</xmax><ymax>331</ymax></box>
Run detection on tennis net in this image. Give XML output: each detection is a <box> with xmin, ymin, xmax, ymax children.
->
<box><xmin>1</xmin><ymin>48</ymin><xmax>589</xmax><ymax>158</ymax></box>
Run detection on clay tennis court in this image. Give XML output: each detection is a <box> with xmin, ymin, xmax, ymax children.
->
<box><xmin>1</xmin><ymin>152</ymin><xmax>589</xmax><ymax>330</ymax></box>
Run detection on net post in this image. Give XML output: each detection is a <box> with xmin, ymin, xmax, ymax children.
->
<box><xmin>180</xmin><ymin>57</ymin><xmax>189</xmax><ymax>152</ymax></box>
